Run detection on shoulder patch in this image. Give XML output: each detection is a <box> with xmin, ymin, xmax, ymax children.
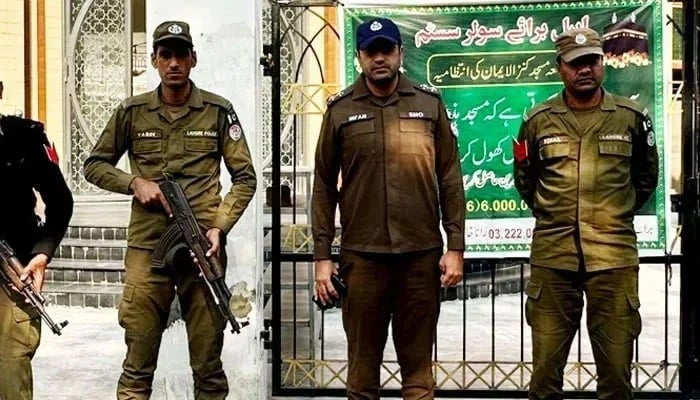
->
<box><xmin>120</xmin><ymin>93</ymin><xmax>149</xmax><ymax>110</ymax></box>
<box><xmin>523</xmin><ymin>103</ymin><xmax>552</xmax><ymax>122</ymax></box>
<box><xmin>415</xmin><ymin>83</ymin><xmax>441</xmax><ymax>97</ymax></box>
<box><xmin>326</xmin><ymin>88</ymin><xmax>351</xmax><ymax>106</ymax></box>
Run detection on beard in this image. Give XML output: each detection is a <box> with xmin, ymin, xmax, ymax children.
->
<box><xmin>365</xmin><ymin>68</ymin><xmax>399</xmax><ymax>88</ymax></box>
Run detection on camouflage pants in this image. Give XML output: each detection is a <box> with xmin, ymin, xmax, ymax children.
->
<box><xmin>116</xmin><ymin>247</ymin><xmax>228</xmax><ymax>400</ymax></box>
<box><xmin>525</xmin><ymin>265</ymin><xmax>641</xmax><ymax>400</ymax></box>
<box><xmin>0</xmin><ymin>285</ymin><xmax>41</xmax><ymax>400</ymax></box>
<box><xmin>341</xmin><ymin>248</ymin><xmax>442</xmax><ymax>400</ymax></box>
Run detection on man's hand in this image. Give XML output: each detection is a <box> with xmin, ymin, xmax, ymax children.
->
<box><xmin>439</xmin><ymin>250</ymin><xmax>464</xmax><ymax>287</ymax></box>
<box><xmin>129</xmin><ymin>177</ymin><xmax>173</xmax><ymax>217</ymax></box>
<box><xmin>204</xmin><ymin>228</ymin><xmax>223</xmax><ymax>258</ymax></box>
<box><xmin>20</xmin><ymin>253</ymin><xmax>49</xmax><ymax>292</ymax></box>
<box><xmin>314</xmin><ymin>259</ymin><xmax>338</xmax><ymax>306</ymax></box>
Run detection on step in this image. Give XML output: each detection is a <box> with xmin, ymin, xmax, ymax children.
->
<box><xmin>49</xmin><ymin>258</ymin><xmax>125</xmax><ymax>271</ymax></box>
<box><xmin>65</xmin><ymin>226</ymin><xmax>128</xmax><ymax>241</ymax></box>
<box><xmin>55</xmin><ymin>238</ymin><xmax>127</xmax><ymax>261</ymax></box>
<box><xmin>43</xmin><ymin>281</ymin><xmax>123</xmax><ymax>308</ymax></box>
<box><xmin>46</xmin><ymin>259</ymin><xmax>125</xmax><ymax>285</ymax></box>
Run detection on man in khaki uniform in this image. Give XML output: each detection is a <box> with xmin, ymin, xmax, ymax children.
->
<box><xmin>312</xmin><ymin>17</ymin><xmax>465</xmax><ymax>400</ymax></box>
<box><xmin>0</xmin><ymin>81</ymin><xmax>73</xmax><ymax>400</ymax></box>
<box><xmin>514</xmin><ymin>28</ymin><xmax>658</xmax><ymax>400</ymax></box>
<box><xmin>83</xmin><ymin>21</ymin><xmax>256</xmax><ymax>400</ymax></box>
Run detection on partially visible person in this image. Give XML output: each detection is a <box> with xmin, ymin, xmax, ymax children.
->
<box><xmin>514</xmin><ymin>27</ymin><xmax>658</xmax><ymax>400</ymax></box>
<box><xmin>83</xmin><ymin>20</ymin><xmax>256</xmax><ymax>400</ymax></box>
<box><xmin>312</xmin><ymin>17</ymin><xmax>465</xmax><ymax>400</ymax></box>
<box><xmin>0</xmin><ymin>80</ymin><xmax>74</xmax><ymax>400</ymax></box>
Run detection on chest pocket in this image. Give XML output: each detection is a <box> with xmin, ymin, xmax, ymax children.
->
<box><xmin>399</xmin><ymin>112</ymin><xmax>434</xmax><ymax>155</ymax></box>
<box><xmin>132</xmin><ymin>138</ymin><xmax>162</xmax><ymax>154</ymax></box>
<box><xmin>599</xmin><ymin>140</ymin><xmax>632</xmax><ymax>158</ymax></box>
<box><xmin>341</xmin><ymin>115</ymin><xmax>376</xmax><ymax>156</ymax></box>
<box><xmin>538</xmin><ymin>137</ymin><xmax>569</xmax><ymax>161</ymax></box>
<box><xmin>184</xmin><ymin>137</ymin><xmax>218</xmax><ymax>153</ymax></box>
<box><xmin>132</xmin><ymin>130</ymin><xmax>163</xmax><ymax>154</ymax></box>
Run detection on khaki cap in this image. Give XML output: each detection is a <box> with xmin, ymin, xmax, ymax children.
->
<box><xmin>153</xmin><ymin>21</ymin><xmax>192</xmax><ymax>46</ymax></box>
<box><xmin>556</xmin><ymin>27</ymin><xmax>603</xmax><ymax>63</ymax></box>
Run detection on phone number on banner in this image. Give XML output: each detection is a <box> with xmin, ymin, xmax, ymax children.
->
<box><xmin>466</xmin><ymin>216</ymin><xmax>660</xmax><ymax>246</ymax></box>
<box><xmin>466</xmin><ymin>218</ymin><xmax>535</xmax><ymax>245</ymax></box>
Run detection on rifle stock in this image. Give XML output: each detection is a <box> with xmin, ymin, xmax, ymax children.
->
<box><xmin>159</xmin><ymin>174</ymin><xmax>247</xmax><ymax>334</ymax></box>
<box><xmin>0</xmin><ymin>240</ymin><xmax>68</xmax><ymax>335</ymax></box>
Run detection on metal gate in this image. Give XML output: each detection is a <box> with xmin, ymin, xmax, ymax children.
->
<box><xmin>265</xmin><ymin>1</ymin><xmax>700</xmax><ymax>398</ymax></box>
<box><xmin>64</xmin><ymin>0</ymin><xmax>131</xmax><ymax>194</ymax></box>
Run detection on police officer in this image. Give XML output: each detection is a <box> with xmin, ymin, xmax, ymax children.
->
<box><xmin>0</xmin><ymin>82</ymin><xmax>74</xmax><ymax>400</ymax></box>
<box><xmin>83</xmin><ymin>21</ymin><xmax>256</xmax><ymax>400</ymax></box>
<box><xmin>514</xmin><ymin>28</ymin><xmax>659</xmax><ymax>400</ymax></box>
<box><xmin>312</xmin><ymin>17</ymin><xmax>465</xmax><ymax>400</ymax></box>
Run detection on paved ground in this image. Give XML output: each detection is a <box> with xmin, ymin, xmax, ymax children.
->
<box><xmin>30</xmin><ymin>264</ymin><xmax>679</xmax><ymax>399</ymax></box>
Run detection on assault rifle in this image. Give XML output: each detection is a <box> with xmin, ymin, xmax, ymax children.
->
<box><xmin>0</xmin><ymin>240</ymin><xmax>68</xmax><ymax>335</ymax></box>
<box><xmin>157</xmin><ymin>174</ymin><xmax>247</xmax><ymax>334</ymax></box>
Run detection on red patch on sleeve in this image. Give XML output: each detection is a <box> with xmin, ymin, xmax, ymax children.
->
<box><xmin>513</xmin><ymin>139</ymin><xmax>528</xmax><ymax>163</ymax></box>
<box><xmin>44</xmin><ymin>142</ymin><xmax>59</xmax><ymax>165</ymax></box>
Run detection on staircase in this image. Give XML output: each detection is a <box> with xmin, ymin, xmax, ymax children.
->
<box><xmin>43</xmin><ymin>198</ymin><xmax>129</xmax><ymax>308</ymax></box>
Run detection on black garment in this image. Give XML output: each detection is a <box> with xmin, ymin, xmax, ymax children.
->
<box><xmin>0</xmin><ymin>115</ymin><xmax>73</xmax><ymax>262</ymax></box>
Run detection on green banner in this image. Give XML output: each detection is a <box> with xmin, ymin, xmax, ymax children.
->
<box><xmin>344</xmin><ymin>0</ymin><xmax>666</xmax><ymax>256</ymax></box>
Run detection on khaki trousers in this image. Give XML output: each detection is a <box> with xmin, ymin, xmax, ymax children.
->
<box><xmin>116</xmin><ymin>247</ymin><xmax>228</xmax><ymax>400</ymax></box>
<box><xmin>341</xmin><ymin>248</ymin><xmax>442</xmax><ymax>400</ymax></box>
<box><xmin>0</xmin><ymin>284</ymin><xmax>41</xmax><ymax>400</ymax></box>
<box><xmin>526</xmin><ymin>265</ymin><xmax>641</xmax><ymax>400</ymax></box>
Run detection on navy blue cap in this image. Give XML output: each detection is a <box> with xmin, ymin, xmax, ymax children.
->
<box><xmin>356</xmin><ymin>17</ymin><xmax>402</xmax><ymax>50</ymax></box>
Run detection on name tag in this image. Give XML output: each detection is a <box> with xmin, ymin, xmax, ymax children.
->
<box><xmin>540</xmin><ymin>136</ymin><xmax>568</xmax><ymax>146</ymax></box>
<box><xmin>399</xmin><ymin>111</ymin><xmax>429</xmax><ymax>119</ymax></box>
<box><xmin>185</xmin><ymin>130</ymin><xmax>218</xmax><ymax>138</ymax></box>
<box><xmin>599</xmin><ymin>133</ymin><xmax>631</xmax><ymax>142</ymax></box>
<box><xmin>135</xmin><ymin>130</ymin><xmax>162</xmax><ymax>139</ymax></box>
<box><xmin>348</xmin><ymin>113</ymin><xmax>369</xmax><ymax>122</ymax></box>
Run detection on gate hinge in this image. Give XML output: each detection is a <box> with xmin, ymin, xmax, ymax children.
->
<box><xmin>260</xmin><ymin>318</ymin><xmax>272</xmax><ymax>349</ymax></box>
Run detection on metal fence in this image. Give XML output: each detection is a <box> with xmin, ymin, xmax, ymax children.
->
<box><xmin>264</xmin><ymin>0</ymin><xmax>700</xmax><ymax>397</ymax></box>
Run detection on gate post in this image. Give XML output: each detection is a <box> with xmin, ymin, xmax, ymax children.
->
<box><xmin>270</xmin><ymin>0</ymin><xmax>283</xmax><ymax>394</ymax></box>
<box><xmin>680</xmin><ymin>0</ymin><xmax>700</xmax><ymax>397</ymax></box>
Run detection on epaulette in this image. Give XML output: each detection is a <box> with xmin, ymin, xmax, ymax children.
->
<box><xmin>613</xmin><ymin>94</ymin><xmax>646</xmax><ymax>116</ymax></box>
<box><xmin>523</xmin><ymin>103</ymin><xmax>552</xmax><ymax>122</ymax></box>
<box><xmin>120</xmin><ymin>92</ymin><xmax>149</xmax><ymax>110</ymax></box>
<box><xmin>415</xmin><ymin>83</ymin><xmax>441</xmax><ymax>97</ymax></box>
<box><xmin>326</xmin><ymin>88</ymin><xmax>351</xmax><ymax>107</ymax></box>
<box><xmin>200</xmin><ymin>89</ymin><xmax>233</xmax><ymax>110</ymax></box>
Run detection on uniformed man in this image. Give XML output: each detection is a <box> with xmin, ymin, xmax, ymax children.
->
<box><xmin>514</xmin><ymin>28</ymin><xmax>659</xmax><ymax>400</ymax></box>
<box><xmin>0</xmin><ymin>81</ymin><xmax>74</xmax><ymax>400</ymax></box>
<box><xmin>83</xmin><ymin>21</ymin><xmax>256</xmax><ymax>400</ymax></box>
<box><xmin>312</xmin><ymin>17</ymin><xmax>465</xmax><ymax>400</ymax></box>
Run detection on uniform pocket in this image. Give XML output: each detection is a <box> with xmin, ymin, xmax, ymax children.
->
<box><xmin>599</xmin><ymin>141</ymin><xmax>632</xmax><ymax>157</ymax></box>
<box><xmin>591</xmin><ymin>291</ymin><xmax>642</xmax><ymax>344</ymax></box>
<box><xmin>538</xmin><ymin>142</ymin><xmax>569</xmax><ymax>161</ymax></box>
<box><xmin>117</xmin><ymin>284</ymin><xmax>136</xmax><ymax>328</ymax></box>
<box><xmin>342</xmin><ymin>119</ymin><xmax>375</xmax><ymax>156</ymax></box>
<box><xmin>399</xmin><ymin>114</ymin><xmax>434</xmax><ymax>155</ymax></box>
<box><xmin>184</xmin><ymin>137</ymin><xmax>218</xmax><ymax>153</ymax></box>
<box><xmin>132</xmin><ymin>139</ymin><xmax>162</xmax><ymax>154</ymax></box>
<box><xmin>10</xmin><ymin>305</ymin><xmax>41</xmax><ymax>354</ymax></box>
<box><xmin>524</xmin><ymin>280</ymin><xmax>542</xmax><ymax>327</ymax></box>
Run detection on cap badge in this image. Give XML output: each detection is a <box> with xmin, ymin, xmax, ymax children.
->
<box><xmin>370</xmin><ymin>21</ymin><xmax>383</xmax><ymax>31</ymax></box>
<box><xmin>574</xmin><ymin>33</ymin><xmax>587</xmax><ymax>45</ymax></box>
<box><xmin>168</xmin><ymin>24</ymin><xmax>183</xmax><ymax>34</ymax></box>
